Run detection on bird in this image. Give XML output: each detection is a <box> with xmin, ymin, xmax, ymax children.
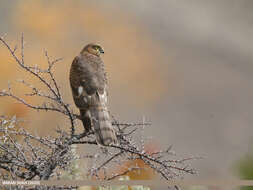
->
<box><xmin>69</xmin><ymin>43</ymin><xmax>118</xmax><ymax>146</ymax></box>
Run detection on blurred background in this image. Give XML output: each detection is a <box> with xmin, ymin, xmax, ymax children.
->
<box><xmin>0</xmin><ymin>0</ymin><xmax>253</xmax><ymax>181</ymax></box>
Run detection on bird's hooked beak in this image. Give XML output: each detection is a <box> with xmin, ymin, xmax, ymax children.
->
<box><xmin>99</xmin><ymin>47</ymin><xmax>104</xmax><ymax>54</ymax></box>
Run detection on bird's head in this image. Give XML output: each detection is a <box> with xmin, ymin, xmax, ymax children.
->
<box><xmin>81</xmin><ymin>43</ymin><xmax>104</xmax><ymax>57</ymax></box>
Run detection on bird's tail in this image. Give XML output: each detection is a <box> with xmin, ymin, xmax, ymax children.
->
<box><xmin>90</xmin><ymin>94</ymin><xmax>118</xmax><ymax>146</ymax></box>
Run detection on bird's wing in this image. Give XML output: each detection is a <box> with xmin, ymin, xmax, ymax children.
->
<box><xmin>70</xmin><ymin>55</ymin><xmax>107</xmax><ymax>107</ymax></box>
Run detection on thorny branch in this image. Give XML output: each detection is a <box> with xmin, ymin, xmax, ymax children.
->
<box><xmin>0</xmin><ymin>34</ymin><xmax>198</xmax><ymax>189</ymax></box>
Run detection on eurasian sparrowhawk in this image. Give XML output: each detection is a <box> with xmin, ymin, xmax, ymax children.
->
<box><xmin>69</xmin><ymin>43</ymin><xmax>117</xmax><ymax>146</ymax></box>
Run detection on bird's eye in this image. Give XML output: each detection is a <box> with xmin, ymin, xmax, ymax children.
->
<box><xmin>92</xmin><ymin>46</ymin><xmax>99</xmax><ymax>51</ymax></box>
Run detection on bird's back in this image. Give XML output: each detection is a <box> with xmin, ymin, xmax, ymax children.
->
<box><xmin>69</xmin><ymin>52</ymin><xmax>117</xmax><ymax>146</ymax></box>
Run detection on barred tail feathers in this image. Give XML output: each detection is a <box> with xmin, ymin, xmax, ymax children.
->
<box><xmin>90</xmin><ymin>94</ymin><xmax>117</xmax><ymax>146</ymax></box>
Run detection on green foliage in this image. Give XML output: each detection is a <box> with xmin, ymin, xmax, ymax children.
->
<box><xmin>235</xmin><ymin>153</ymin><xmax>253</xmax><ymax>190</ymax></box>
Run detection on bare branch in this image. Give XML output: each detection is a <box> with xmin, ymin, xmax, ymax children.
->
<box><xmin>0</xmin><ymin>34</ymin><xmax>198</xmax><ymax>186</ymax></box>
